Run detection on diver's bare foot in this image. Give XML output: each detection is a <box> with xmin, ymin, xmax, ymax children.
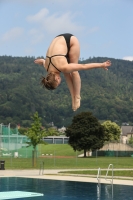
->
<box><xmin>75</xmin><ymin>96</ymin><xmax>81</xmax><ymax>110</ymax></box>
<box><xmin>72</xmin><ymin>96</ymin><xmax>81</xmax><ymax>111</ymax></box>
<box><xmin>72</xmin><ymin>98</ymin><xmax>76</xmax><ymax>111</ymax></box>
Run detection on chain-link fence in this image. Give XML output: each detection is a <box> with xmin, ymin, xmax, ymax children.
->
<box><xmin>0</xmin><ymin>123</ymin><xmax>37</xmax><ymax>158</ymax></box>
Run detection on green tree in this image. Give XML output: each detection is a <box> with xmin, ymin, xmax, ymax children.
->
<box><xmin>65</xmin><ymin>112</ymin><xmax>105</xmax><ymax>157</ymax></box>
<box><xmin>18</xmin><ymin>127</ymin><xmax>28</xmax><ymax>135</ymax></box>
<box><xmin>25</xmin><ymin>112</ymin><xmax>47</xmax><ymax>166</ymax></box>
<box><xmin>102</xmin><ymin>120</ymin><xmax>121</xmax><ymax>142</ymax></box>
<box><xmin>129</xmin><ymin>137</ymin><xmax>133</xmax><ymax>147</ymax></box>
<box><xmin>47</xmin><ymin>127</ymin><xmax>60</xmax><ymax>136</ymax></box>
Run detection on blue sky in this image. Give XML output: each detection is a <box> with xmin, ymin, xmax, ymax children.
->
<box><xmin>0</xmin><ymin>0</ymin><xmax>133</xmax><ymax>61</ymax></box>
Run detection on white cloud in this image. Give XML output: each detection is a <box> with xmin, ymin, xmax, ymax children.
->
<box><xmin>42</xmin><ymin>12</ymin><xmax>83</xmax><ymax>35</ymax></box>
<box><xmin>1</xmin><ymin>27</ymin><xmax>24</xmax><ymax>42</ymax></box>
<box><xmin>26</xmin><ymin>8</ymin><xmax>49</xmax><ymax>23</ymax></box>
<box><xmin>26</xmin><ymin>8</ymin><xmax>84</xmax><ymax>37</ymax></box>
<box><xmin>123</xmin><ymin>56</ymin><xmax>133</xmax><ymax>61</ymax></box>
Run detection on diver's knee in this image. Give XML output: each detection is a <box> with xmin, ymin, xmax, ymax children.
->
<box><xmin>71</xmin><ymin>71</ymin><xmax>79</xmax><ymax>76</ymax></box>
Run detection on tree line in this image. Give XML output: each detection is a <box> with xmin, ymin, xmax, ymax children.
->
<box><xmin>0</xmin><ymin>55</ymin><xmax>133</xmax><ymax>128</ymax></box>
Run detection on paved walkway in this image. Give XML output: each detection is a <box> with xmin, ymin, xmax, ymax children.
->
<box><xmin>0</xmin><ymin>169</ymin><xmax>133</xmax><ymax>186</ymax></box>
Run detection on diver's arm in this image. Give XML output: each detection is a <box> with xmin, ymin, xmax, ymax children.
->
<box><xmin>62</xmin><ymin>60</ymin><xmax>111</xmax><ymax>73</ymax></box>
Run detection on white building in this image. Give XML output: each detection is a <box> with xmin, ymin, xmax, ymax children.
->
<box><xmin>121</xmin><ymin>126</ymin><xmax>133</xmax><ymax>144</ymax></box>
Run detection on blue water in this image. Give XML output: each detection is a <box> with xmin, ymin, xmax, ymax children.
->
<box><xmin>0</xmin><ymin>177</ymin><xmax>133</xmax><ymax>200</ymax></box>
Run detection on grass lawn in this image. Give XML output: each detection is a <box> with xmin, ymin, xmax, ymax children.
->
<box><xmin>1</xmin><ymin>144</ymin><xmax>133</xmax><ymax>171</ymax></box>
<box><xmin>59</xmin><ymin>170</ymin><xmax>133</xmax><ymax>177</ymax></box>
<box><xmin>38</xmin><ymin>144</ymin><xmax>83</xmax><ymax>156</ymax></box>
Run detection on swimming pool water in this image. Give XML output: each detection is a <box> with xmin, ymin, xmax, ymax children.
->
<box><xmin>0</xmin><ymin>177</ymin><xmax>133</xmax><ymax>200</ymax></box>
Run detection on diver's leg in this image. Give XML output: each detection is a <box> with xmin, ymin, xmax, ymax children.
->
<box><xmin>69</xmin><ymin>36</ymin><xmax>81</xmax><ymax>110</ymax></box>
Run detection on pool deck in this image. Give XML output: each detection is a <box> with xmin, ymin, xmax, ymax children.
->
<box><xmin>0</xmin><ymin>169</ymin><xmax>133</xmax><ymax>186</ymax></box>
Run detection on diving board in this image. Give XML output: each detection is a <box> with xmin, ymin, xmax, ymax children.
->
<box><xmin>0</xmin><ymin>191</ymin><xmax>44</xmax><ymax>199</ymax></box>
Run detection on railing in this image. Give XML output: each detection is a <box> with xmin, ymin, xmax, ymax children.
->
<box><xmin>97</xmin><ymin>167</ymin><xmax>101</xmax><ymax>186</ymax></box>
<box><xmin>105</xmin><ymin>164</ymin><xmax>114</xmax><ymax>199</ymax></box>
<box><xmin>39</xmin><ymin>161</ymin><xmax>44</xmax><ymax>175</ymax></box>
<box><xmin>105</xmin><ymin>164</ymin><xmax>113</xmax><ymax>184</ymax></box>
<box><xmin>97</xmin><ymin>167</ymin><xmax>101</xmax><ymax>199</ymax></box>
<box><xmin>97</xmin><ymin>164</ymin><xmax>113</xmax><ymax>199</ymax></box>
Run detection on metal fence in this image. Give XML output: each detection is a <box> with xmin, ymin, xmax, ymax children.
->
<box><xmin>92</xmin><ymin>150</ymin><xmax>133</xmax><ymax>157</ymax></box>
<box><xmin>0</xmin><ymin>123</ymin><xmax>36</xmax><ymax>158</ymax></box>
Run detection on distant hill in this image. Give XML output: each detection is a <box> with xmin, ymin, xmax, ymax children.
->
<box><xmin>0</xmin><ymin>55</ymin><xmax>133</xmax><ymax>127</ymax></box>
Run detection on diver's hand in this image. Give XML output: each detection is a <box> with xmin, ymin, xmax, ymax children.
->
<box><xmin>34</xmin><ymin>59</ymin><xmax>45</xmax><ymax>66</ymax></box>
<box><xmin>102</xmin><ymin>60</ymin><xmax>111</xmax><ymax>70</ymax></box>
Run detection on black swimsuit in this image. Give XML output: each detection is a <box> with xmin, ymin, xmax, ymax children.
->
<box><xmin>46</xmin><ymin>33</ymin><xmax>73</xmax><ymax>72</ymax></box>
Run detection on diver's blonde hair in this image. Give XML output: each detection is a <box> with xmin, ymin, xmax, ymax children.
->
<box><xmin>41</xmin><ymin>72</ymin><xmax>58</xmax><ymax>90</ymax></box>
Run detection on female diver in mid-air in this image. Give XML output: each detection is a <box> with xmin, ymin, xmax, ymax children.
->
<box><xmin>34</xmin><ymin>33</ymin><xmax>111</xmax><ymax>111</ymax></box>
